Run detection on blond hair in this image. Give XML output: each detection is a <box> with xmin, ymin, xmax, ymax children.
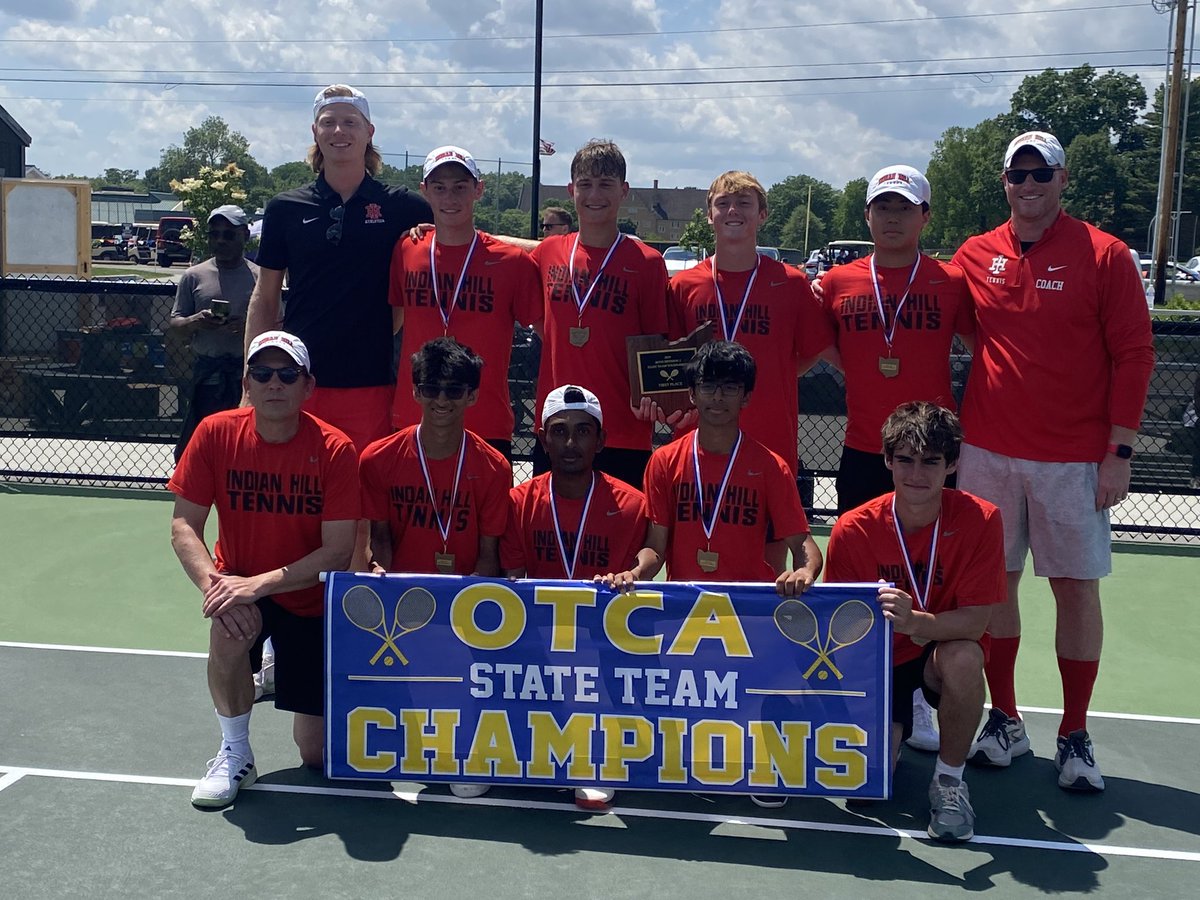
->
<box><xmin>707</xmin><ymin>171</ymin><xmax>768</xmax><ymax>213</ymax></box>
<box><xmin>308</xmin><ymin>85</ymin><xmax>381</xmax><ymax>175</ymax></box>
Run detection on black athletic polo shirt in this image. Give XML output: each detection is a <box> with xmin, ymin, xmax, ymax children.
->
<box><xmin>257</xmin><ymin>173</ymin><xmax>432</xmax><ymax>388</ymax></box>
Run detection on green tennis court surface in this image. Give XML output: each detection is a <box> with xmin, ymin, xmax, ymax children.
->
<box><xmin>1</xmin><ymin>487</ymin><xmax>1197</xmax><ymax>898</ymax></box>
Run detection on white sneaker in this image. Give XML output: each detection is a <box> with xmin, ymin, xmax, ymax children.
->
<box><xmin>449</xmin><ymin>783</ymin><xmax>490</xmax><ymax>798</ymax></box>
<box><xmin>927</xmin><ymin>774</ymin><xmax>975</xmax><ymax>842</ymax></box>
<box><xmin>749</xmin><ymin>794</ymin><xmax>789</xmax><ymax>809</ymax></box>
<box><xmin>906</xmin><ymin>690</ymin><xmax>940</xmax><ymax>752</ymax></box>
<box><xmin>574</xmin><ymin>787</ymin><xmax>615</xmax><ymax>810</ymax></box>
<box><xmin>253</xmin><ymin>657</ymin><xmax>276</xmax><ymax>702</ymax></box>
<box><xmin>968</xmin><ymin>706</ymin><xmax>1031</xmax><ymax>767</ymax></box>
<box><xmin>1055</xmin><ymin>730</ymin><xmax>1105</xmax><ymax>792</ymax></box>
<box><xmin>191</xmin><ymin>746</ymin><xmax>256</xmax><ymax>808</ymax></box>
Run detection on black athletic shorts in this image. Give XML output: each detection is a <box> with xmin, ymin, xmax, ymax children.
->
<box><xmin>251</xmin><ymin>597</ymin><xmax>324</xmax><ymax>717</ymax></box>
<box><xmin>891</xmin><ymin>642</ymin><xmax>940</xmax><ymax>741</ymax></box>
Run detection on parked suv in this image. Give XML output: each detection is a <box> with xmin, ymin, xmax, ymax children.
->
<box><xmin>155</xmin><ymin>216</ymin><xmax>194</xmax><ymax>267</ymax></box>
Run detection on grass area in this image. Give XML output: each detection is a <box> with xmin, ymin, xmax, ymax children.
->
<box><xmin>91</xmin><ymin>266</ymin><xmax>174</xmax><ymax>280</ymax></box>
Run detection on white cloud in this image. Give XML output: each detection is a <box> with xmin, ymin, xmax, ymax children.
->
<box><xmin>0</xmin><ymin>0</ymin><xmax>1177</xmax><ymax>188</ymax></box>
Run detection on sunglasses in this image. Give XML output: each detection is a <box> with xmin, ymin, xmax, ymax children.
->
<box><xmin>207</xmin><ymin>228</ymin><xmax>240</xmax><ymax>240</ymax></box>
<box><xmin>416</xmin><ymin>382</ymin><xmax>470</xmax><ymax>400</ymax></box>
<box><xmin>1004</xmin><ymin>167</ymin><xmax>1060</xmax><ymax>185</ymax></box>
<box><xmin>694</xmin><ymin>381</ymin><xmax>744</xmax><ymax>398</ymax></box>
<box><xmin>326</xmin><ymin>205</ymin><xmax>344</xmax><ymax>245</ymax></box>
<box><xmin>540</xmin><ymin>221</ymin><xmax>566</xmax><ymax>230</ymax></box>
<box><xmin>247</xmin><ymin>365</ymin><xmax>306</xmax><ymax>384</ymax></box>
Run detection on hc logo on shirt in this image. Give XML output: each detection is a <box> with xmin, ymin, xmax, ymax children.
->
<box><xmin>988</xmin><ymin>255</ymin><xmax>1008</xmax><ymax>275</ymax></box>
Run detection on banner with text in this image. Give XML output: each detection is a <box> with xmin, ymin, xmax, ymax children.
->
<box><xmin>325</xmin><ymin>572</ymin><xmax>893</xmax><ymax>799</ymax></box>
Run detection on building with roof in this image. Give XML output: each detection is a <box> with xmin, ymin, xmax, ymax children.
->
<box><xmin>520</xmin><ymin>180</ymin><xmax>708</xmax><ymax>243</ymax></box>
<box><xmin>0</xmin><ymin>103</ymin><xmax>32</xmax><ymax>179</ymax></box>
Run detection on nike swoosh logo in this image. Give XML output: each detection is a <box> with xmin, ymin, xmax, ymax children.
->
<box><xmin>309</xmin><ymin>456</ymin><xmax>319</xmax><ymax>463</ymax></box>
<box><xmin>929</xmin><ymin>279</ymin><xmax>947</xmax><ymax>285</ymax></box>
<box><xmin>623</xmin><ymin>267</ymin><xmax>639</xmax><ymax>273</ymax></box>
<box><xmin>942</xmin><ymin>530</ymin><xmax>956</xmax><ymax>537</ymax></box>
<box><xmin>1047</xmin><ymin>265</ymin><xmax>1068</xmax><ymax>272</ymax></box>
<box><xmin>302</xmin><ymin>217</ymin><xmax>320</xmax><ymax>225</ymax></box>
<box><xmin>747</xmin><ymin>470</ymin><xmax>762</xmax><ymax>476</ymax></box>
<box><xmin>607</xmin><ymin>509</ymin><xmax>622</xmax><ymax>516</ymax></box>
<box><xmin>770</xmin><ymin>280</ymin><xmax>787</xmax><ymax>287</ymax></box>
<box><xmin>484</xmin><ymin>259</ymin><xmax>504</xmax><ymax>266</ymax></box>
<box><xmin>466</xmin><ymin>474</ymin><xmax>480</xmax><ymax>480</ymax></box>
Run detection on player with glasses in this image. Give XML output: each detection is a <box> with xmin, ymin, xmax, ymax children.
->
<box><xmin>246</xmin><ymin>84</ymin><xmax>433</xmax><ymax>456</ymax></box>
<box><xmin>169</xmin><ymin>330</ymin><xmax>360</xmax><ymax>809</ymax></box>
<box><xmin>952</xmin><ymin>130</ymin><xmax>1154</xmax><ymax>793</ymax></box>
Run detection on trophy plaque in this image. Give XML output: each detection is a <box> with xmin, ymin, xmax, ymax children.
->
<box><xmin>626</xmin><ymin>322</ymin><xmax>714</xmax><ymax>417</ymax></box>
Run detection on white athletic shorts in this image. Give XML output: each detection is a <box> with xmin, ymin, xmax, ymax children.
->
<box><xmin>956</xmin><ymin>443</ymin><xmax>1111</xmax><ymax>580</ymax></box>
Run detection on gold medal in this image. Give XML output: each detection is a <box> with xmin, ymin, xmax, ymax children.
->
<box><xmin>435</xmin><ymin>552</ymin><xmax>456</xmax><ymax>574</ymax></box>
<box><xmin>697</xmin><ymin>549</ymin><xmax>720</xmax><ymax>573</ymax></box>
<box><xmin>569</xmin><ymin>326</ymin><xmax>590</xmax><ymax>347</ymax></box>
<box><xmin>878</xmin><ymin>356</ymin><xmax>900</xmax><ymax>378</ymax></box>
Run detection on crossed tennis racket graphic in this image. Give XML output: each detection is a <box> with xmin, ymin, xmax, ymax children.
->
<box><xmin>342</xmin><ymin>584</ymin><xmax>436</xmax><ymax>666</ymax></box>
<box><xmin>773</xmin><ymin>597</ymin><xmax>875</xmax><ymax>680</ymax></box>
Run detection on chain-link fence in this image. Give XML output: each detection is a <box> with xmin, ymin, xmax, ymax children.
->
<box><xmin>2</xmin><ymin>276</ymin><xmax>1197</xmax><ymax>539</ymax></box>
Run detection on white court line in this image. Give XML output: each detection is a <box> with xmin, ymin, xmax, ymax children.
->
<box><xmin>0</xmin><ymin>763</ymin><xmax>1197</xmax><ymax>863</ymax></box>
<box><xmin>0</xmin><ymin>769</ymin><xmax>27</xmax><ymax>793</ymax></box>
<box><xmin>4</xmin><ymin>640</ymin><xmax>1197</xmax><ymax>726</ymax></box>
<box><xmin>0</xmin><ymin>641</ymin><xmax>206</xmax><ymax>659</ymax></box>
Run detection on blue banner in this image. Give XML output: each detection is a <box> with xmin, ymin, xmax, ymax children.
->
<box><xmin>325</xmin><ymin>572</ymin><xmax>893</xmax><ymax>799</ymax></box>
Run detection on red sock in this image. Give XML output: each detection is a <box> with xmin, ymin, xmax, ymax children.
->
<box><xmin>1057</xmin><ymin>657</ymin><xmax>1100</xmax><ymax>736</ymax></box>
<box><xmin>984</xmin><ymin>636</ymin><xmax>1021</xmax><ymax>719</ymax></box>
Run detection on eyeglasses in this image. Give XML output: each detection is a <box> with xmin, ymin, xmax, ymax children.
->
<box><xmin>207</xmin><ymin>228</ymin><xmax>239</xmax><ymax>240</ymax></box>
<box><xmin>416</xmin><ymin>382</ymin><xmax>470</xmax><ymax>400</ymax></box>
<box><xmin>694</xmin><ymin>381</ymin><xmax>744</xmax><ymax>398</ymax></box>
<box><xmin>1004</xmin><ymin>167</ymin><xmax>1060</xmax><ymax>185</ymax></box>
<box><xmin>247</xmin><ymin>365</ymin><xmax>306</xmax><ymax>384</ymax></box>
<box><xmin>540</xmin><ymin>221</ymin><xmax>566</xmax><ymax>231</ymax></box>
<box><xmin>326</xmin><ymin>205</ymin><xmax>344</xmax><ymax>245</ymax></box>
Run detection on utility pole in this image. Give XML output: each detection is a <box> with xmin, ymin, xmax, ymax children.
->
<box><xmin>1155</xmin><ymin>0</ymin><xmax>1190</xmax><ymax>304</ymax></box>
<box><xmin>529</xmin><ymin>0</ymin><xmax>544</xmax><ymax>239</ymax></box>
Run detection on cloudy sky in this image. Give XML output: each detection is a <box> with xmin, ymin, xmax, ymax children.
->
<box><xmin>0</xmin><ymin>0</ymin><xmax>1183</xmax><ymax>190</ymax></box>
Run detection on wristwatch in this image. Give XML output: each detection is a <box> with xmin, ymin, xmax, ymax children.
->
<box><xmin>1107</xmin><ymin>443</ymin><xmax>1134</xmax><ymax>460</ymax></box>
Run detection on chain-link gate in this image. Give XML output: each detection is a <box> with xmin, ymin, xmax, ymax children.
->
<box><xmin>2</xmin><ymin>276</ymin><xmax>1197</xmax><ymax>539</ymax></box>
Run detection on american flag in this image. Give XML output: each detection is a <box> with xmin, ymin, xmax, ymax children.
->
<box><xmin>539</xmin><ymin>140</ymin><xmax>556</xmax><ymax>156</ymax></box>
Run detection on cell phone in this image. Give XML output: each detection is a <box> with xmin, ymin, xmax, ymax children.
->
<box><xmin>210</xmin><ymin>299</ymin><xmax>230</xmax><ymax>320</ymax></box>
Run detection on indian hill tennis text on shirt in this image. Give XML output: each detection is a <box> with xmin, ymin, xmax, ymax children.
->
<box><xmin>226</xmin><ymin>470</ymin><xmax>324</xmax><ymax>514</ymax></box>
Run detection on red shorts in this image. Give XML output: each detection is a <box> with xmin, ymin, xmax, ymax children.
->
<box><xmin>304</xmin><ymin>385</ymin><xmax>393</xmax><ymax>454</ymax></box>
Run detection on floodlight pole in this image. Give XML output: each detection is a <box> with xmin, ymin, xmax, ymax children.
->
<box><xmin>1155</xmin><ymin>0</ymin><xmax>1190</xmax><ymax>304</ymax></box>
<box><xmin>530</xmin><ymin>0</ymin><xmax>544</xmax><ymax>239</ymax></box>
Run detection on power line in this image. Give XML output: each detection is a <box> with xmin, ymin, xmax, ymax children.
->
<box><xmin>0</xmin><ymin>3</ymin><xmax>1145</xmax><ymax>44</ymax></box>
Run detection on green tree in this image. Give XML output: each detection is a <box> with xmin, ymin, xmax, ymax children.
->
<box><xmin>1063</xmin><ymin>133</ymin><xmax>1125</xmax><ymax>234</ymax></box>
<box><xmin>1008</xmin><ymin>64</ymin><xmax>1146</xmax><ymax>150</ymax></box>
<box><xmin>93</xmin><ymin>168</ymin><xmax>144</xmax><ymax>190</ymax></box>
<box><xmin>268</xmin><ymin>161</ymin><xmax>315</xmax><ymax>194</ymax></box>
<box><xmin>498</xmin><ymin>208</ymin><xmax>532</xmax><ymax>239</ymax></box>
<box><xmin>761</xmin><ymin>175</ymin><xmax>837</xmax><ymax>247</ymax></box>
<box><xmin>925</xmin><ymin>118</ymin><xmax>1011</xmax><ymax>247</ymax></box>
<box><xmin>678</xmin><ymin>208</ymin><xmax>715</xmax><ymax>256</ymax></box>
<box><xmin>831</xmin><ymin>177</ymin><xmax>871</xmax><ymax>243</ymax></box>
<box><xmin>146</xmin><ymin>116</ymin><xmax>271</xmax><ymax>211</ymax></box>
<box><xmin>169</xmin><ymin>163</ymin><xmax>250</xmax><ymax>260</ymax></box>
<box><xmin>780</xmin><ymin>204</ymin><xmax>826</xmax><ymax>251</ymax></box>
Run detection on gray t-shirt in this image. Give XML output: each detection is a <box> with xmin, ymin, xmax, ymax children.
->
<box><xmin>171</xmin><ymin>257</ymin><xmax>260</xmax><ymax>358</ymax></box>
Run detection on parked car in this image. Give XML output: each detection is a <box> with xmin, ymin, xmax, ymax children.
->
<box><xmin>155</xmin><ymin>215</ymin><xmax>194</xmax><ymax>267</ymax></box>
<box><xmin>756</xmin><ymin>246</ymin><xmax>781</xmax><ymax>261</ymax></box>
<box><xmin>90</xmin><ymin>222</ymin><xmax>123</xmax><ymax>261</ymax></box>
<box><xmin>663</xmin><ymin>245</ymin><xmax>707</xmax><ymax>277</ymax></box>
<box><xmin>125</xmin><ymin>224</ymin><xmax>157</xmax><ymax>264</ymax></box>
<box><xmin>777</xmin><ymin>247</ymin><xmax>806</xmax><ymax>267</ymax></box>
<box><xmin>804</xmin><ymin>249</ymin><xmax>823</xmax><ymax>278</ymax></box>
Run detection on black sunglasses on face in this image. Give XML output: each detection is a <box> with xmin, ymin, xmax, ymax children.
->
<box><xmin>416</xmin><ymin>382</ymin><xmax>470</xmax><ymax>400</ymax></box>
<box><xmin>540</xmin><ymin>221</ymin><xmax>565</xmax><ymax>230</ymax></box>
<box><xmin>326</xmin><ymin>205</ymin><xmax>344</xmax><ymax>244</ymax></box>
<box><xmin>207</xmin><ymin>228</ymin><xmax>239</xmax><ymax>240</ymax></box>
<box><xmin>1004</xmin><ymin>167</ymin><xmax>1059</xmax><ymax>185</ymax></box>
<box><xmin>248</xmin><ymin>365</ymin><xmax>305</xmax><ymax>384</ymax></box>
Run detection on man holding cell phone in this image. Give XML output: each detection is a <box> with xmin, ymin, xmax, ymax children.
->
<box><xmin>170</xmin><ymin>204</ymin><xmax>259</xmax><ymax>462</ymax></box>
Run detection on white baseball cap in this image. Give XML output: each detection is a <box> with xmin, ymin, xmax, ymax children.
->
<box><xmin>247</xmin><ymin>330</ymin><xmax>311</xmax><ymax>369</ymax></box>
<box><xmin>423</xmin><ymin>146</ymin><xmax>481</xmax><ymax>181</ymax></box>
<box><xmin>542</xmin><ymin>384</ymin><xmax>603</xmax><ymax>427</ymax></box>
<box><xmin>313</xmin><ymin>84</ymin><xmax>370</xmax><ymax>122</ymax></box>
<box><xmin>1004</xmin><ymin>131</ymin><xmax>1066</xmax><ymax>168</ymax></box>
<box><xmin>866</xmin><ymin>165</ymin><xmax>932</xmax><ymax>206</ymax></box>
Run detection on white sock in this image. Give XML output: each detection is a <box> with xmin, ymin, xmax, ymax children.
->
<box><xmin>933</xmin><ymin>759</ymin><xmax>965</xmax><ymax>782</ymax></box>
<box><xmin>216</xmin><ymin>710</ymin><xmax>252</xmax><ymax>759</ymax></box>
<box><xmin>261</xmin><ymin>638</ymin><xmax>275</xmax><ymax>666</ymax></box>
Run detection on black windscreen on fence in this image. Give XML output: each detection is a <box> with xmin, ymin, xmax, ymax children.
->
<box><xmin>1</xmin><ymin>275</ymin><xmax>1197</xmax><ymax>538</ymax></box>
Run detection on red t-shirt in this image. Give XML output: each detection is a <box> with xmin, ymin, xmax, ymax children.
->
<box><xmin>668</xmin><ymin>257</ymin><xmax>834</xmax><ymax>473</ymax></box>
<box><xmin>821</xmin><ymin>255</ymin><xmax>974</xmax><ymax>453</ymax></box>
<box><xmin>645</xmin><ymin>432</ymin><xmax>810</xmax><ymax>582</ymax></box>
<box><xmin>531</xmin><ymin>234</ymin><xmax>669</xmax><ymax>451</ymax></box>
<box><xmin>501</xmin><ymin>471</ymin><xmax>648</xmax><ymax>579</ymax></box>
<box><xmin>824</xmin><ymin>488</ymin><xmax>1006</xmax><ymax>665</ymax></box>
<box><xmin>168</xmin><ymin>407</ymin><xmax>361</xmax><ymax>617</ymax></box>
<box><xmin>389</xmin><ymin>230</ymin><xmax>542</xmax><ymax>441</ymax></box>
<box><xmin>359</xmin><ymin>426</ymin><xmax>512</xmax><ymax>574</ymax></box>
<box><xmin>952</xmin><ymin>212</ymin><xmax>1155</xmax><ymax>462</ymax></box>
